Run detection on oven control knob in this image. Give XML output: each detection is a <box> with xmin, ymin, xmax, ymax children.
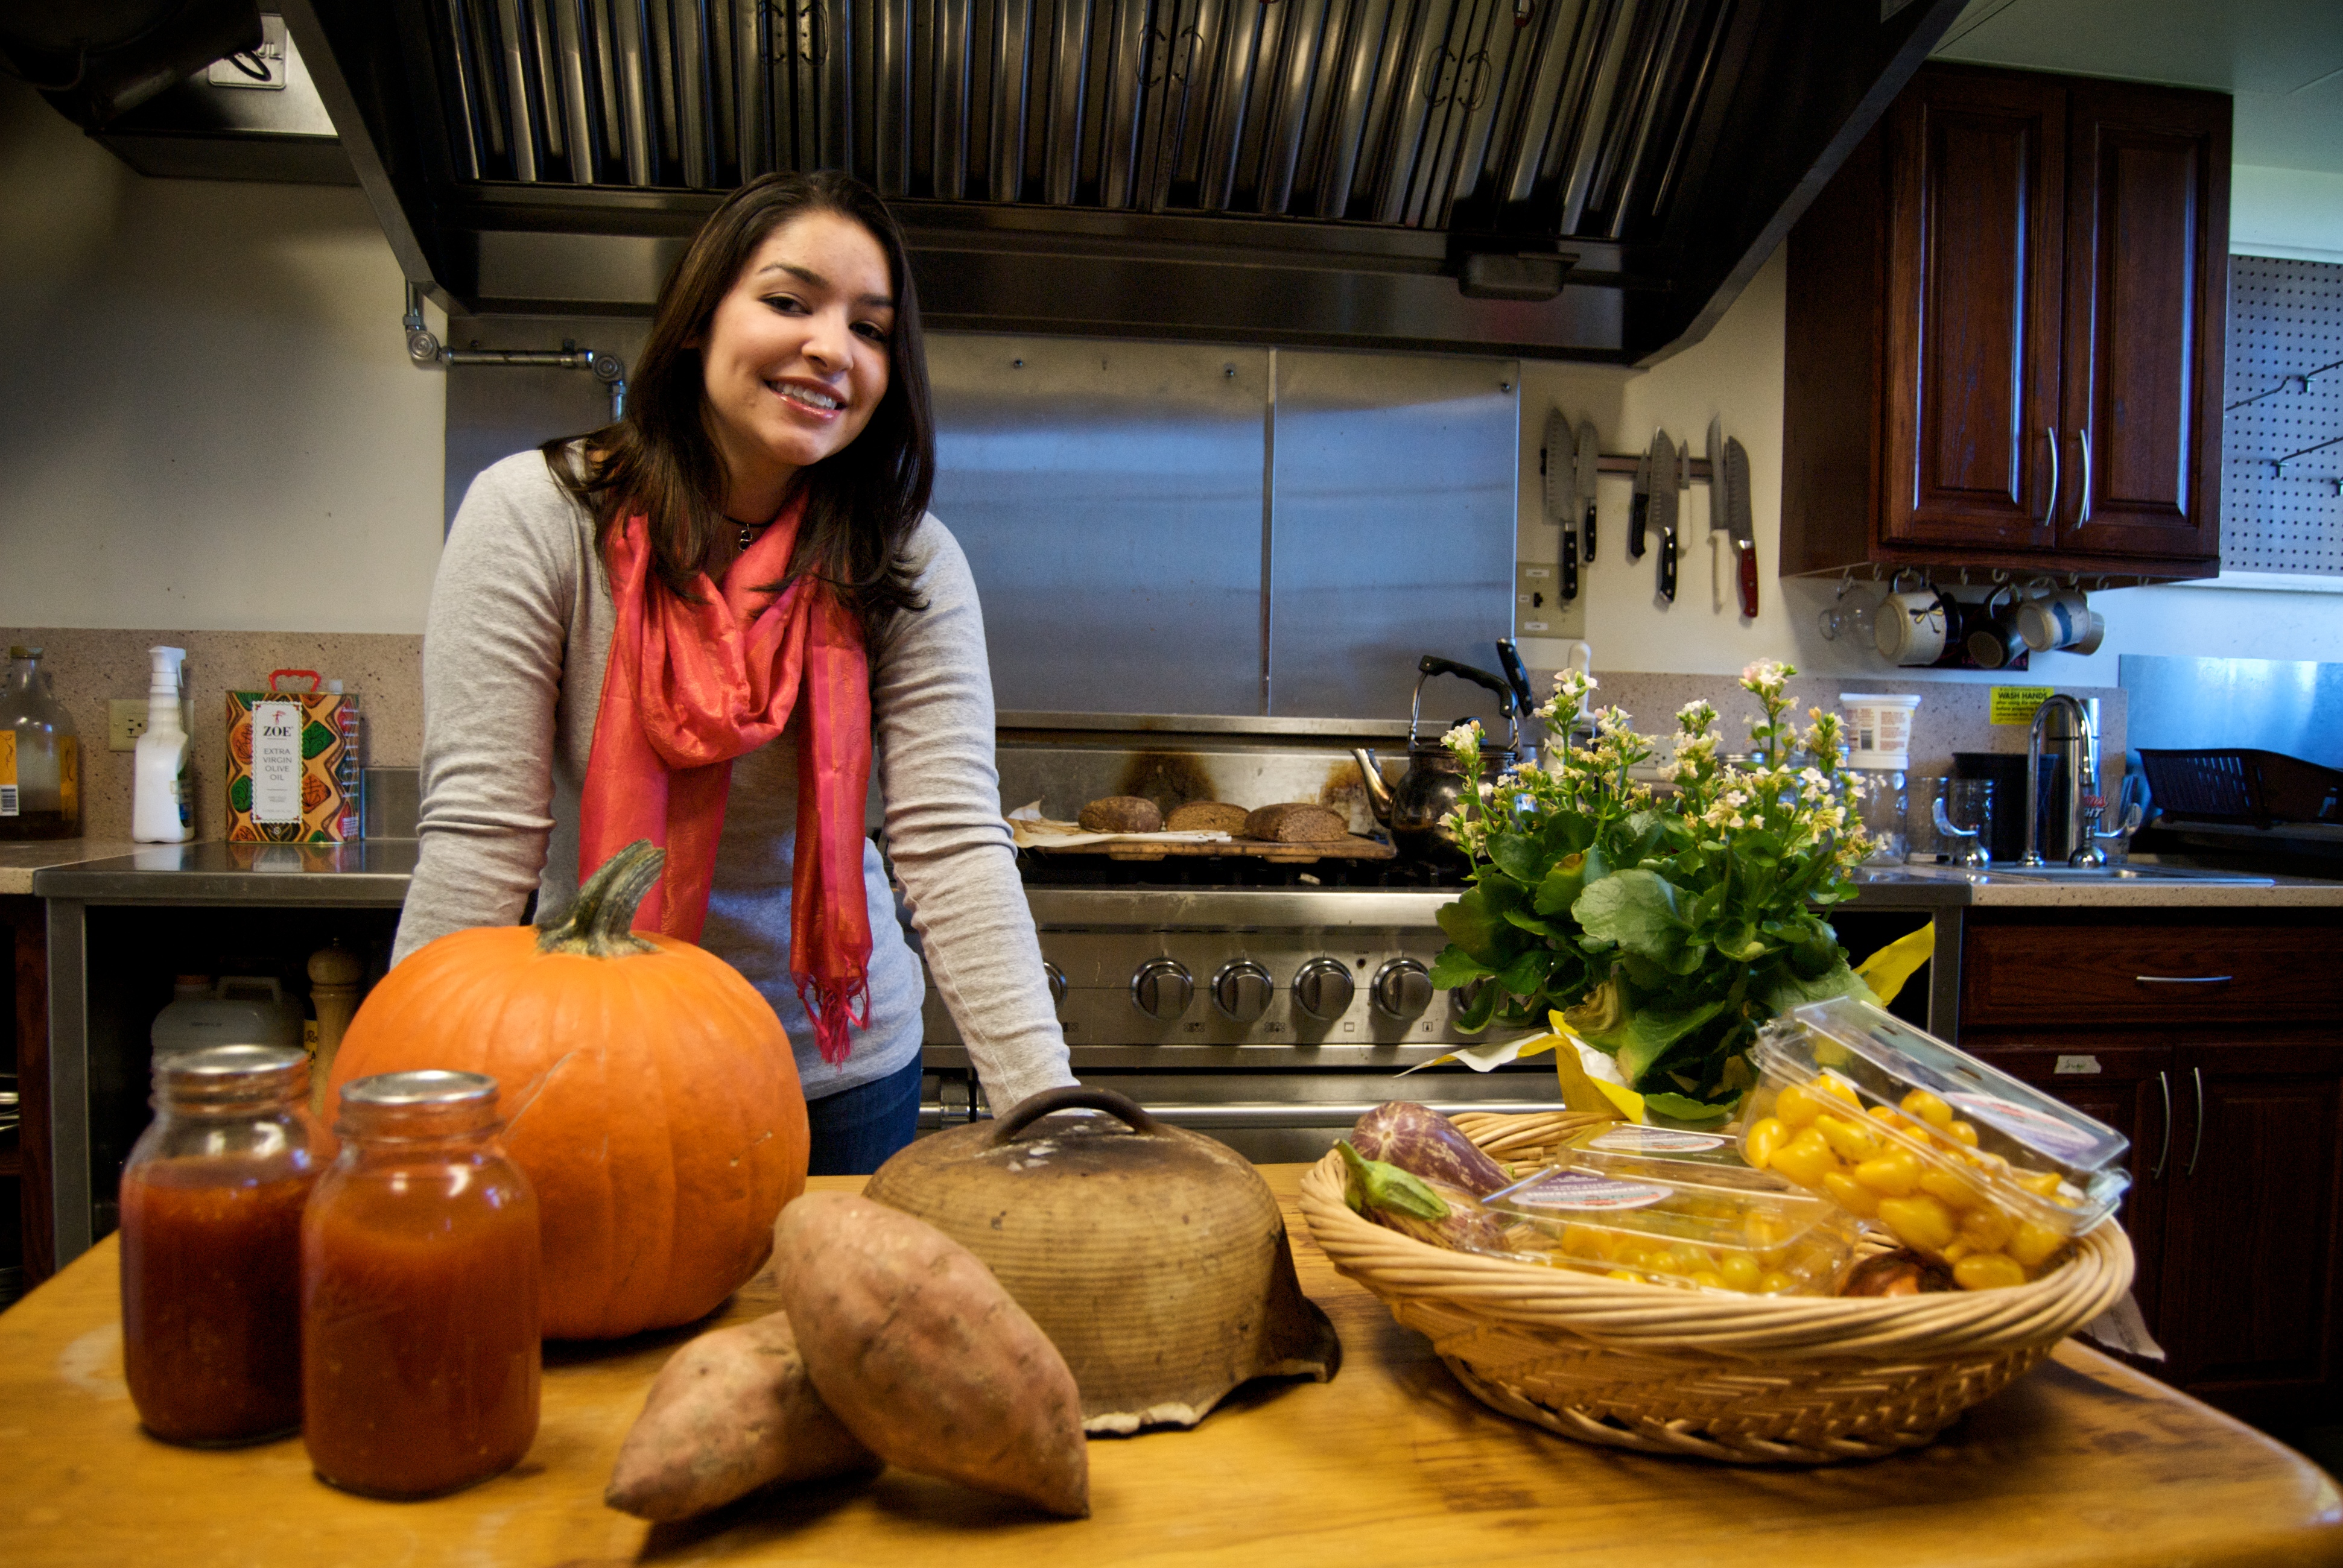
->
<box><xmin>1130</xmin><ymin>958</ymin><xmax>1194</xmax><ymax>1021</ymax></box>
<box><xmin>1292</xmin><ymin>958</ymin><xmax>1355</xmax><ymax>1020</ymax></box>
<box><xmin>1044</xmin><ymin>961</ymin><xmax>1068</xmax><ymax>1011</ymax></box>
<box><xmin>1212</xmin><ymin>959</ymin><xmax>1274</xmax><ymax>1023</ymax></box>
<box><xmin>1450</xmin><ymin>977</ymin><xmax>1491</xmax><ymax>1015</ymax></box>
<box><xmin>1372</xmin><ymin>958</ymin><xmax>1434</xmax><ymax>1019</ymax></box>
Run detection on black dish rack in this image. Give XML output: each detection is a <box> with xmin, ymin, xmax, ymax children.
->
<box><xmin>2138</xmin><ymin>748</ymin><xmax>2343</xmax><ymax>829</ymax></box>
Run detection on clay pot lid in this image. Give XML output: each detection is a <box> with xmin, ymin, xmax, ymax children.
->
<box><xmin>863</xmin><ymin>1087</ymin><xmax>1340</xmax><ymax>1433</ymax></box>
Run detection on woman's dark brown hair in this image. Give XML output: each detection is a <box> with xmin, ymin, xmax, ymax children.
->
<box><xmin>544</xmin><ymin>169</ymin><xmax>933</xmax><ymax>643</ymax></box>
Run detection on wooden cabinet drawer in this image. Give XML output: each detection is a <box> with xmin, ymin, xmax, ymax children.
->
<box><xmin>1963</xmin><ymin>918</ymin><xmax>2343</xmax><ymax>1027</ymax></box>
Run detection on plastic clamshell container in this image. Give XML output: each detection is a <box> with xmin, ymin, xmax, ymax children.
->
<box><xmin>1477</xmin><ymin>1165</ymin><xmax>1860</xmax><ymax>1296</ymax></box>
<box><xmin>1555</xmin><ymin>1121</ymin><xmax>1793</xmax><ymax>1193</ymax></box>
<box><xmin>1743</xmin><ymin>996</ymin><xmax>2131</xmax><ymax>1286</ymax></box>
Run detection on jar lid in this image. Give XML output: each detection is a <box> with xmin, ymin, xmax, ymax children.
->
<box><xmin>154</xmin><ymin>1044</ymin><xmax>309</xmax><ymax>1092</ymax></box>
<box><xmin>340</xmin><ymin>1069</ymin><xmax>498</xmax><ymax>1108</ymax></box>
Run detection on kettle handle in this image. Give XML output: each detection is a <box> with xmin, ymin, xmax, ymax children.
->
<box><xmin>988</xmin><ymin>1085</ymin><xmax>1162</xmax><ymax>1146</ymax></box>
<box><xmin>1410</xmin><ymin>655</ymin><xmax>1523</xmax><ymax>751</ymax></box>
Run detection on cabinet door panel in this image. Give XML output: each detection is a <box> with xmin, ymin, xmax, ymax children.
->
<box><xmin>2059</xmin><ymin>81</ymin><xmax>2230</xmax><ymax>562</ymax></box>
<box><xmin>1882</xmin><ymin>73</ymin><xmax>2064</xmax><ymax>552</ymax></box>
<box><xmin>2158</xmin><ymin>1045</ymin><xmax>2343</xmax><ymax>1409</ymax></box>
<box><xmin>1964</xmin><ymin>1040</ymin><xmax>2172</xmax><ymax>1344</ymax></box>
<box><xmin>1962</xmin><ymin>917</ymin><xmax>2343</xmax><ymax>1028</ymax></box>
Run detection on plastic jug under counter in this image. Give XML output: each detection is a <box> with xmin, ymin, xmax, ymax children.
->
<box><xmin>151</xmin><ymin>976</ymin><xmax>306</xmax><ymax>1058</ymax></box>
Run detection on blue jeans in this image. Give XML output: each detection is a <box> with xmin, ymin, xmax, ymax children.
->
<box><xmin>805</xmin><ymin>1055</ymin><xmax>922</xmax><ymax>1176</ymax></box>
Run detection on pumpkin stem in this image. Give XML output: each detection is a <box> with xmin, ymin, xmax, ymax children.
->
<box><xmin>537</xmin><ymin>840</ymin><xmax>664</xmax><ymax>956</ymax></box>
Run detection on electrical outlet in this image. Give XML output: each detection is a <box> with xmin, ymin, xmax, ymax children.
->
<box><xmin>1516</xmin><ymin>563</ymin><xmax>1585</xmax><ymax>639</ymax></box>
<box><xmin>109</xmin><ymin>700</ymin><xmax>150</xmax><ymax>751</ymax></box>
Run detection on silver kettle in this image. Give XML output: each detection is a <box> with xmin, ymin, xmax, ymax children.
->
<box><xmin>1354</xmin><ymin>656</ymin><xmax>1520</xmax><ymax>865</ymax></box>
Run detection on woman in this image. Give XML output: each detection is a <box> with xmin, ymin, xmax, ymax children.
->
<box><xmin>394</xmin><ymin>170</ymin><xmax>1076</xmax><ymax>1173</ymax></box>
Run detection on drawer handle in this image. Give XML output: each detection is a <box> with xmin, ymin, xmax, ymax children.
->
<box><xmin>2185</xmin><ymin>1066</ymin><xmax>2205</xmax><ymax>1180</ymax></box>
<box><xmin>2150</xmin><ymin>1069</ymin><xmax>2171</xmax><ymax>1182</ymax></box>
<box><xmin>2133</xmin><ymin>975</ymin><xmax>2233</xmax><ymax>985</ymax></box>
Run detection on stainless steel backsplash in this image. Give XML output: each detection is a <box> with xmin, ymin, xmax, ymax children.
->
<box><xmin>445</xmin><ymin>327</ymin><xmax>1518</xmax><ymax>724</ymax></box>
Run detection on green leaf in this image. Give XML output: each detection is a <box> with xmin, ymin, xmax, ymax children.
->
<box><xmin>1561</xmin><ymin>976</ymin><xmax>1627</xmax><ymax>1043</ymax></box>
<box><xmin>1496</xmin><ymin>947</ymin><xmax>1552</xmax><ymax>998</ymax></box>
<box><xmin>1532</xmin><ymin>853</ymin><xmax>1589</xmax><ymax>917</ymax></box>
<box><xmin>1436</xmin><ymin>885</ymin><xmax>1530</xmax><ymax>967</ymax></box>
<box><xmin>1454</xmin><ymin>980</ymin><xmax>1503</xmax><ymax>1032</ymax></box>
<box><xmin>1580</xmin><ymin>996</ymin><xmax>1730</xmax><ymax>1086</ymax></box>
<box><xmin>1428</xmin><ymin>944</ymin><xmax>1494</xmax><ymax>990</ymax></box>
<box><xmin>1337</xmin><ymin>1142</ymin><xmax>1449</xmax><ymax>1221</ymax></box>
<box><xmin>1641</xmin><ymin>1092</ymin><xmax>1736</xmax><ymax>1128</ymax></box>
<box><xmin>1571</xmin><ymin>868</ymin><xmax>1688</xmax><ymax>966</ymax></box>
<box><xmin>1489</xmin><ymin>832</ymin><xmax>1543</xmax><ymax>885</ymax></box>
<box><xmin>1760</xmin><ymin>957</ymin><xmax>1877</xmax><ymax>1016</ymax></box>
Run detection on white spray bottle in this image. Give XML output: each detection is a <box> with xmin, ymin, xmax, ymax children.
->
<box><xmin>133</xmin><ymin>646</ymin><xmax>192</xmax><ymax>842</ymax></box>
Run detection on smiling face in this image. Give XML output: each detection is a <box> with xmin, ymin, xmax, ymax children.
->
<box><xmin>696</xmin><ymin>208</ymin><xmax>896</xmax><ymax>519</ymax></box>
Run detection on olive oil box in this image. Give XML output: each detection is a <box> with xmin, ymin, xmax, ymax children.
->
<box><xmin>226</xmin><ymin>670</ymin><xmax>361</xmax><ymax>842</ymax></box>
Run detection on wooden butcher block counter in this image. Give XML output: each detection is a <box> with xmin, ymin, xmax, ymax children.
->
<box><xmin>1</xmin><ymin>1166</ymin><xmax>2338</xmax><ymax>1568</ymax></box>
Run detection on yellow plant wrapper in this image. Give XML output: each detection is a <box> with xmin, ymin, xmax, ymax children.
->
<box><xmin>1854</xmin><ymin>922</ymin><xmax>1936</xmax><ymax>1008</ymax></box>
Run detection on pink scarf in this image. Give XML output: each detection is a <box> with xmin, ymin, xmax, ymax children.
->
<box><xmin>579</xmin><ymin>500</ymin><xmax>873</xmax><ymax>1063</ymax></box>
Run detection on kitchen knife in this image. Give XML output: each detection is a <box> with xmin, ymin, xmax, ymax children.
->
<box><xmin>1649</xmin><ymin>430</ymin><xmax>1677</xmax><ymax>599</ymax></box>
<box><xmin>1546</xmin><ymin>408</ymin><xmax>1579</xmax><ymax>600</ymax></box>
<box><xmin>1629</xmin><ymin>440</ymin><xmax>1652</xmax><ymax>560</ymax></box>
<box><xmin>1668</xmin><ymin>433</ymin><xmax>1690</xmax><ymax>605</ymax></box>
<box><xmin>1573</xmin><ymin>417</ymin><xmax>1599</xmax><ymax>564</ymax></box>
<box><xmin>1494</xmin><ymin>639</ymin><xmax>1535</xmax><ymax>715</ymax></box>
<box><xmin>1725</xmin><ymin>435</ymin><xmax>1758</xmax><ymax>618</ymax></box>
<box><xmin>1705</xmin><ymin>416</ymin><xmax>1728</xmax><ymax>611</ymax></box>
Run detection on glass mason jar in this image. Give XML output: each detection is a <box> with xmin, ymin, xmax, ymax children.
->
<box><xmin>302</xmin><ymin>1070</ymin><xmax>541</xmax><ymax>1499</ymax></box>
<box><xmin>119</xmin><ymin>1044</ymin><xmax>322</xmax><ymax>1445</ymax></box>
<box><xmin>1852</xmin><ymin>767</ymin><xmax>1910</xmax><ymax>862</ymax></box>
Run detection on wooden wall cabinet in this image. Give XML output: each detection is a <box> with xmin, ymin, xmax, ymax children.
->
<box><xmin>1783</xmin><ymin>64</ymin><xmax>2231</xmax><ymax>582</ymax></box>
<box><xmin>1959</xmin><ymin>912</ymin><xmax>2343</xmax><ymax>1426</ymax></box>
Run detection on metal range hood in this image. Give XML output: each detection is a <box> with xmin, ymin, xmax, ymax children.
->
<box><xmin>285</xmin><ymin>0</ymin><xmax>1962</xmax><ymax>361</ymax></box>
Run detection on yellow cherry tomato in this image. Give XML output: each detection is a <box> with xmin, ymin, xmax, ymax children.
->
<box><xmin>1901</xmin><ymin>1088</ymin><xmax>1955</xmax><ymax>1127</ymax></box>
<box><xmin>1953</xmin><ymin>1253</ymin><xmax>2028</xmax><ymax>1291</ymax></box>
<box><xmin>1945</xmin><ymin>1119</ymin><xmax>1980</xmax><ymax>1148</ymax></box>
<box><xmin>1918</xmin><ymin>1168</ymin><xmax>1986</xmax><ymax>1210</ymax></box>
<box><xmin>1817</xmin><ymin>1073</ymin><xmax>1863</xmax><ymax>1108</ymax></box>
<box><xmin>2016</xmin><ymin>1169</ymin><xmax>2066</xmax><ymax>1199</ymax></box>
<box><xmin>1768</xmin><ymin>1130</ymin><xmax>1841</xmax><ymax>1189</ymax></box>
<box><xmin>1959</xmin><ymin>1204</ymin><xmax>2018</xmax><ymax>1254</ymax></box>
<box><xmin>1756</xmin><ymin>1270</ymin><xmax>1797</xmax><ymax>1295</ymax></box>
<box><xmin>1813</xmin><ymin>1113</ymin><xmax>1882</xmax><ymax>1163</ymax></box>
<box><xmin>2008</xmin><ymin>1221</ymin><xmax>2067</xmax><ymax>1270</ymax></box>
<box><xmin>1746</xmin><ymin>1116</ymin><xmax>1790</xmax><ymax>1169</ymax></box>
<box><xmin>1690</xmin><ymin>1271</ymin><xmax>1726</xmax><ymax>1291</ymax></box>
<box><xmin>1876</xmin><ymin>1193</ymin><xmax>1958</xmax><ymax>1255</ymax></box>
<box><xmin>1853</xmin><ymin>1148</ymin><xmax>1923</xmax><ymax>1197</ymax></box>
<box><xmin>1606</xmin><ymin>1269</ymin><xmax>1640</xmax><ymax>1283</ymax></box>
<box><xmin>1774</xmin><ymin>1083</ymin><xmax>1827</xmax><ymax>1129</ymax></box>
<box><xmin>1869</xmin><ymin>1105</ymin><xmax>1912</xmax><ymax>1131</ymax></box>
<box><xmin>1718</xmin><ymin>1253</ymin><xmax>1762</xmax><ymax>1292</ymax></box>
<box><xmin>1821</xmin><ymin>1169</ymin><xmax>1882</xmax><ymax>1218</ymax></box>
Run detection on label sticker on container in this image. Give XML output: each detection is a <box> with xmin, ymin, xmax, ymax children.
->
<box><xmin>1585</xmin><ymin>1127</ymin><xmax>1729</xmax><ymax>1154</ymax></box>
<box><xmin>0</xmin><ymin>730</ymin><xmax>15</xmax><ymax>815</ymax></box>
<box><xmin>2054</xmin><ymin>1054</ymin><xmax>2103</xmax><ymax>1076</ymax></box>
<box><xmin>250</xmin><ymin>699</ymin><xmax>304</xmax><ymax>824</ymax></box>
<box><xmin>1946</xmin><ymin>1092</ymin><xmax>2104</xmax><ymax>1162</ymax></box>
<box><xmin>1505</xmin><ymin>1172</ymin><xmax>1670</xmax><ymax>1212</ymax></box>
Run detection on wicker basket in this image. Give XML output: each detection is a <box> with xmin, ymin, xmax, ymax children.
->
<box><xmin>1301</xmin><ymin>1111</ymin><xmax>2137</xmax><ymax>1464</ymax></box>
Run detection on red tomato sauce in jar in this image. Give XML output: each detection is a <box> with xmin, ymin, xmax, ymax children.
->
<box><xmin>302</xmin><ymin>1070</ymin><xmax>541</xmax><ymax>1499</ymax></box>
<box><xmin>119</xmin><ymin>1160</ymin><xmax>314</xmax><ymax>1444</ymax></box>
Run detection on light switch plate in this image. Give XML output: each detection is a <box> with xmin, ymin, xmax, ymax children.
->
<box><xmin>109</xmin><ymin>700</ymin><xmax>149</xmax><ymax>751</ymax></box>
<box><xmin>1516</xmin><ymin>563</ymin><xmax>1585</xmax><ymax>639</ymax></box>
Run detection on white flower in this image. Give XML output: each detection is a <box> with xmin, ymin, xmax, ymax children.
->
<box><xmin>1442</xmin><ymin>718</ymin><xmax>1483</xmax><ymax>750</ymax></box>
<box><xmin>1477</xmin><ymin>780</ymin><xmax>1496</xmax><ymax>801</ymax></box>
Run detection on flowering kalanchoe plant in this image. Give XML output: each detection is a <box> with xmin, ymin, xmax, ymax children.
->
<box><xmin>1430</xmin><ymin>660</ymin><xmax>1874</xmax><ymax>1125</ymax></box>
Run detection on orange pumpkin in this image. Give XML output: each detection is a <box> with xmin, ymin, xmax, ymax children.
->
<box><xmin>330</xmin><ymin>841</ymin><xmax>807</xmax><ymax>1339</ymax></box>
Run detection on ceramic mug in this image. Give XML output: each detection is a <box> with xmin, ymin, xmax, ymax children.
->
<box><xmin>1966</xmin><ymin>585</ymin><xmax>2028</xmax><ymax>670</ymax></box>
<box><xmin>2018</xmin><ymin>586</ymin><xmax>2095</xmax><ymax>652</ymax></box>
<box><xmin>1874</xmin><ymin>585</ymin><xmax>1949</xmax><ymax>665</ymax></box>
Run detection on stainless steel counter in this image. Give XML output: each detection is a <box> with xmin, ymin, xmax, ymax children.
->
<box><xmin>30</xmin><ymin>839</ymin><xmax>418</xmax><ymax>905</ymax></box>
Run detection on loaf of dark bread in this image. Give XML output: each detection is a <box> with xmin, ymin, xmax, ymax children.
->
<box><xmin>1243</xmin><ymin>803</ymin><xmax>1349</xmax><ymax>843</ymax></box>
<box><xmin>1165</xmin><ymin>801</ymin><xmax>1249</xmax><ymax>834</ymax></box>
<box><xmin>1077</xmin><ymin>795</ymin><xmax>1163</xmax><ymax>833</ymax></box>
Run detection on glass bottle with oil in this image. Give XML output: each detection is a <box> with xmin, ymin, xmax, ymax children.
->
<box><xmin>0</xmin><ymin>645</ymin><xmax>80</xmax><ymax>840</ymax></box>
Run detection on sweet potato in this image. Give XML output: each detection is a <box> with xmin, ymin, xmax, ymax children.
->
<box><xmin>605</xmin><ymin>1310</ymin><xmax>877</xmax><ymax>1522</ymax></box>
<box><xmin>775</xmin><ymin>1192</ymin><xmax>1089</xmax><ymax>1519</ymax></box>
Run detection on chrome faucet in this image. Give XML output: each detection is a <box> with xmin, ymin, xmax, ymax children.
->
<box><xmin>2023</xmin><ymin>695</ymin><xmax>2097</xmax><ymax>867</ymax></box>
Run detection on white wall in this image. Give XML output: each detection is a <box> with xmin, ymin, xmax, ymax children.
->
<box><xmin>1516</xmin><ymin>216</ymin><xmax>2343</xmax><ymax>686</ymax></box>
<box><xmin>0</xmin><ymin>80</ymin><xmax>445</xmax><ymax>634</ymax></box>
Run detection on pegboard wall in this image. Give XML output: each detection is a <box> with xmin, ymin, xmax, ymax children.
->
<box><xmin>2224</xmin><ymin>254</ymin><xmax>2343</xmax><ymax>576</ymax></box>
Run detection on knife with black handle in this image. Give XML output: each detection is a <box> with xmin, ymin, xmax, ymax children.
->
<box><xmin>1574</xmin><ymin>417</ymin><xmax>1599</xmax><ymax>564</ymax></box>
<box><xmin>1629</xmin><ymin>444</ymin><xmax>1651</xmax><ymax>560</ymax></box>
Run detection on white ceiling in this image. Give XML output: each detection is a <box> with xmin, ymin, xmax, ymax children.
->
<box><xmin>1932</xmin><ymin>0</ymin><xmax>2343</xmax><ymax>173</ymax></box>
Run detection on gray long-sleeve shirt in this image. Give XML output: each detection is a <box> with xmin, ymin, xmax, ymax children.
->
<box><xmin>395</xmin><ymin>448</ymin><xmax>1076</xmax><ymax>1114</ymax></box>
